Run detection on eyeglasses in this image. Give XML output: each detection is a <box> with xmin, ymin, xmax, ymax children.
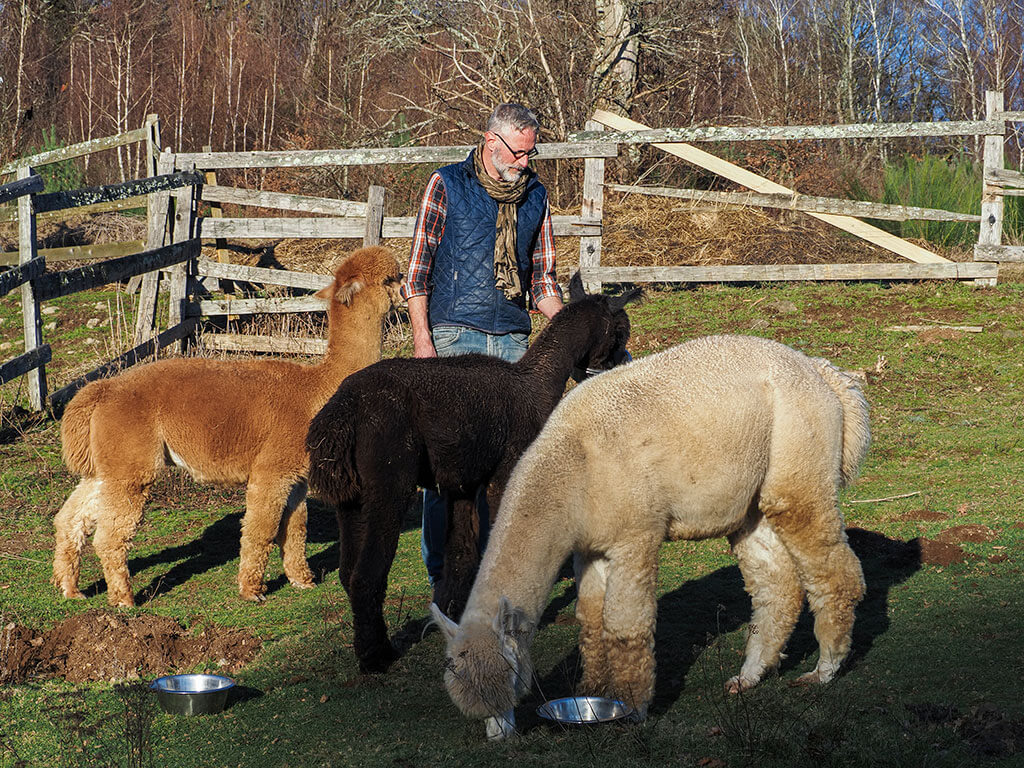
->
<box><xmin>492</xmin><ymin>132</ymin><xmax>539</xmax><ymax>160</ymax></box>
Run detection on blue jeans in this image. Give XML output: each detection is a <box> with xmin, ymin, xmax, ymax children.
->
<box><xmin>421</xmin><ymin>326</ymin><xmax>529</xmax><ymax>586</ymax></box>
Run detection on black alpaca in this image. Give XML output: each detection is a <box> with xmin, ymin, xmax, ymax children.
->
<box><xmin>306</xmin><ymin>274</ymin><xmax>640</xmax><ymax>673</ymax></box>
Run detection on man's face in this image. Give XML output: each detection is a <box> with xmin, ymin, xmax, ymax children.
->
<box><xmin>486</xmin><ymin>128</ymin><xmax>537</xmax><ymax>182</ymax></box>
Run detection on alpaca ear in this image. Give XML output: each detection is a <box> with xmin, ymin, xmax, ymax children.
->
<box><xmin>333</xmin><ymin>278</ymin><xmax>365</xmax><ymax>306</ymax></box>
<box><xmin>568</xmin><ymin>271</ymin><xmax>586</xmax><ymax>302</ymax></box>
<box><xmin>609</xmin><ymin>286</ymin><xmax>643</xmax><ymax>313</ymax></box>
<box><xmin>430</xmin><ymin>602</ymin><xmax>459</xmax><ymax>642</ymax></box>
<box><xmin>313</xmin><ymin>283</ymin><xmax>333</xmax><ymax>301</ymax></box>
<box><xmin>494</xmin><ymin>596</ymin><xmax>529</xmax><ymax>639</ymax></box>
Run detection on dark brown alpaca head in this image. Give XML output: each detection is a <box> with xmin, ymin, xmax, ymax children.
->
<box><xmin>566</xmin><ymin>271</ymin><xmax>642</xmax><ymax>380</ymax></box>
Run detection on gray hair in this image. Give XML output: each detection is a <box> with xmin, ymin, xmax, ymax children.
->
<box><xmin>486</xmin><ymin>103</ymin><xmax>540</xmax><ymax>136</ymax></box>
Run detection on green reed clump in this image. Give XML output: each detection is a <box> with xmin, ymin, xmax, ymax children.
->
<box><xmin>848</xmin><ymin>153</ymin><xmax>1023</xmax><ymax>248</ymax></box>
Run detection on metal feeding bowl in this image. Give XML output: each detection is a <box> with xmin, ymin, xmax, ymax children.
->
<box><xmin>150</xmin><ymin>674</ymin><xmax>236</xmax><ymax>715</ymax></box>
<box><xmin>537</xmin><ymin>696</ymin><xmax>634</xmax><ymax>725</ymax></box>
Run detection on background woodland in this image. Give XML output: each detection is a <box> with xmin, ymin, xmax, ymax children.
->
<box><xmin>2</xmin><ymin>0</ymin><xmax>1024</xmax><ymax>208</ymax></box>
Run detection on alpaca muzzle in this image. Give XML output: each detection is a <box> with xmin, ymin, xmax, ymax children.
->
<box><xmin>485</xmin><ymin>710</ymin><xmax>515</xmax><ymax>741</ymax></box>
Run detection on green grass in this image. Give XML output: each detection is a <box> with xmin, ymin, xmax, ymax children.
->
<box><xmin>3</xmin><ymin>278</ymin><xmax>1024</xmax><ymax>767</ymax></box>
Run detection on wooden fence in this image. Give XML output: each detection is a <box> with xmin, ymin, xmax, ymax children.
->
<box><xmin>3</xmin><ymin>96</ymin><xmax>1022</xmax><ymax>410</ymax></box>
<box><xmin>567</xmin><ymin>91</ymin><xmax>1022</xmax><ymax>290</ymax></box>
<box><xmin>132</xmin><ymin>139</ymin><xmax>618</xmax><ymax>355</ymax></box>
<box><xmin>0</xmin><ymin>115</ymin><xmax>162</xmax><ymax>267</ymax></box>
<box><xmin>0</xmin><ymin>166</ymin><xmax>201</xmax><ymax>413</ymax></box>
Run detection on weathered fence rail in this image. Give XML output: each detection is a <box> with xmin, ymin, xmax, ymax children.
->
<box><xmin>0</xmin><ymin>175</ymin><xmax>44</xmax><ymax>206</ymax></box>
<box><xmin>32</xmin><ymin>171</ymin><xmax>202</xmax><ymax>214</ymax></box>
<box><xmin>607</xmin><ymin>184</ymin><xmax>983</xmax><ymax>223</ymax></box>
<box><xmin>0</xmin><ymin>257</ymin><xmax>44</xmax><ymax>298</ymax></box>
<box><xmin>568</xmin><ymin>119</ymin><xmax>1005</xmax><ymax>144</ymax></box>
<box><xmin>172</xmin><ymin>142</ymin><xmax>618</xmax><ymax>170</ymax></box>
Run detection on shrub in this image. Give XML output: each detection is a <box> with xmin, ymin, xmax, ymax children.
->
<box><xmin>22</xmin><ymin>126</ymin><xmax>85</xmax><ymax>193</ymax></box>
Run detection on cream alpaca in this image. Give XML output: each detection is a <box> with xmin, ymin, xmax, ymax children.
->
<box><xmin>433</xmin><ymin>334</ymin><xmax>870</xmax><ymax>739</ymax></box>
<box><xmin>53</xmin><ymin>246</ymin><xmax>401</xmax><ymax>606</ymax></box>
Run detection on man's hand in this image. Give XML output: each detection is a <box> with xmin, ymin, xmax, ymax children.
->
<box><xmin>413</xmin><ymin>333</ymin><xmax>437</xmax><ymax>358</ymax></box>
<box><xmin>536</xmin><ymin>295</ymin><xmax>563</xmax><ymax>320</ymax></box>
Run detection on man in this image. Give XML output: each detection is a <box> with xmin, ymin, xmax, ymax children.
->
<box><xmin>403</xmin><ymin>103</ymin><xmax>563</xmax><ymax>588</ymax></box>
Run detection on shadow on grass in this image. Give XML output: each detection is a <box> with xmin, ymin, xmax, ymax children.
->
<box><xmin>84</xmin><ymin>513</ymin><xmax>250</xmax><ymax>603</ymax></box>
<box><xmin>529</xmin><ymin>528</ymin><xmax>921</xmax><ymax>722</ymax></box>
<box><xmin>79</xmin><ymin>491</ymin><xmax>420</xmax><ymax>604</ymax></box>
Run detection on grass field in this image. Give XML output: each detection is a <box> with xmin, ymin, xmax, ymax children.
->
<box><xmin>1</xmin><ymin>277</ymin><xmax>1023</xmax><ymax>767</ymax></box>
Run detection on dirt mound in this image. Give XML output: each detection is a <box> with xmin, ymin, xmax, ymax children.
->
<box><xmin>1</xmin><ymin>610</ymin><xmax>260</xmax><ymax>684</ymax></box>
<box><xmin>914</xmin><ymin>537</ymin><xmax>977</xmax><ymax>567</ymax></box>
<box><xmin>934</xmin><ymin>524</ymin><xmax>997</xmax><ymax>543</ymax></box>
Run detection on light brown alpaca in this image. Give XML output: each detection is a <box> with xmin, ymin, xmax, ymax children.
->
<box><xmin>53</xmin><ymin>246</ymin><xmax>402</xmax><ymax>607</ymax></box>
<box><xmin>432</xmin><ymin>335</ymin><xmax>870</xmax><ymax>739</ymax></box>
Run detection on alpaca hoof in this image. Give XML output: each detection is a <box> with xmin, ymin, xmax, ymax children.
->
<box><xmin>239</xmin><ymin>583</ymin><xmax>268</xmax><ymax>602</ymax></box>
<box><xmin>795</xmin><ymin>668</ymin><xmax>834</xmax><ymax>686</ymax></box>
<box><xmin>109</xmin><ymin>595</ymin><xmax>135</xmax><ymax>608</ymax></box>
<box><xmin>724</xmin><ymin>675</ymin><xmax>758</xmax><ymax>694</ymax></box>
<box><xmin>288</xmin><ymin>578</ymin><xmax>316</xmax><ymax>590</ymax></box>
<box><xmin>357</xmin><ymin>643</ymin><xmax>399</xmax><ymax>674</ymax></box>
<box><xmin>58</xmin><ymin>586</ymin><xmax>86</xmax><ymax>600</ymax></box>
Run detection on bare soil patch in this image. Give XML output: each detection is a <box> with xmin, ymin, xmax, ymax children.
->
<box><xmin>0</xmin><ymin>610</ymin><xmax>260</xmax><ymax>685</ymax></box>
<box><xmin>914</xmin><ymin>538</ymin><xmax>977</xmax><ymax>567</ymax></box>
<box><xmin>934</xmin><ymin>524</ymin><xmax>997</xmax><ymax>544</ymax></box>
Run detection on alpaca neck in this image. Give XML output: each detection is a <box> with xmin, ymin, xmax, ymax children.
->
<box><xmin>462</xmin><ymin>488</ymin><xmax>574</xmax><ymax>629</ymax></box>
<box><xmin>309</xmin><ymin>298</ymin><xmax>386</xmax><ymax>406</ymax></box>
<box><xmin>515</xmin><ymin>303</ymin><xmax>596</xmax><ymax>414</ymax></box>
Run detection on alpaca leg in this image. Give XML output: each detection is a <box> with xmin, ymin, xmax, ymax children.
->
<box><xmin>339</xmin><ymin>493</ymin><xmax>405</xmax><ymax>673</ymax></box>
<box><xmin>760</xmin><ymin>490</ymin><xmax>865</xmax><ymax>685</ymax></box>
<box><xmin>238</xmin><ymin>476</ymin><xmax>295</xmax><ymax>601</ymax></box>
<box><xmin>52</xmin><ymin>478</ymin><xmax>104</xmax><ymax>599</ymax></box>
<box><xmin>275</xmin><ymin>481</ymin><xmax>315</xmax><ymax>590</ymax></box>
<box><xmin>725</xmin><ymin>514</ymin><xmax>805</xmax><ymax>693</ymax></box>
<box><xmin>574</xmin><ymin>553</ymin><xmax>612</xmax><ymax>696</ymax></box>
<box><xmin>91</xmin><ymin>480</ymin><xmax>146</xmax><ymax>607</ymax></box>
<box><xmin>434</xmin><ymin>495</ymin><xmax>481</xmax><ymax>620</ymax></box>
<box><xmin>600</xmin><ymin>538</ymin><xmax>661</xmax><ymax>718</ymax></box>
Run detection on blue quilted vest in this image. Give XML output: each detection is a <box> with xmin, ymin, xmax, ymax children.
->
<box><xmin>429</xmin><ymin>151</ymin><xmax>548</xmax><ymax>335</ymax></box>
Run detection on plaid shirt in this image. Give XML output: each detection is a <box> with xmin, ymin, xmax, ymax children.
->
<box><xmin>403</xmin><ymin>171</ymin><xmax>560</xmax><ymax>307</ymax></box>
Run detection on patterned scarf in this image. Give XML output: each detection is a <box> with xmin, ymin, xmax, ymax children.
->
<box><xmin>473</xmin><ymin>140</ymin><xmax>531</xmax><ymax>300</ymax></box>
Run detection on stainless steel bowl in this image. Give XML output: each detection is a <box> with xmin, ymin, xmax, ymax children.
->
<box><xmin>150</xmin><ymin>674</ymin><xmax>235</xmax><ymax>715</ymax></box>
<box><xmin>536</xmin><ymin>696</ymin><xmax>634</xmax><ymax>725</ymax></box>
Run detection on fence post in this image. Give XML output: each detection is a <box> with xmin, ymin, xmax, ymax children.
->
<box><xmin>134</xmin><ymin>152</ymin><xmax>175</xmax><ymax>343</ymax></box>
<box><xmin>975</xmin><ymin>90</ymin><xmax>1004</xmax><ymax>287</ymax></box>
<box><xmin>579</xmin><ymin>119</ymin><xmax>606</xmax><ymax>294</ymax></box>
<box><xmin>144</xmin><ymin>114</ymin><xmax>161</xmax><ymax>178</ymax></box>
<box><xmin>17</xmin><ymin>166</ymin><xmax>47</xmax><ymax>411</ymax></box>
<box><xmin>128</xmin><ymin>117</ymin><xmax>163</xmax><ymax>295</ymax></box>
<box><xmin>168</xmin><ymin>165</ymin><xmax>197</xmax><ymax>352</ymax></box>
<box><xmin>364</xmin><ymin>185</ymin><xmax>386</xmax><ymax>246</ymax></box>
<box><xmin>201</xmin><ymin>144</ymin><xmax>230</xmax><ymax>267</ymax></box>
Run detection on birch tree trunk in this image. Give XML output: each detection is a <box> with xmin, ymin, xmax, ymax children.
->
<box><xmin>592</xmin><ymin>0</ymin><xmax>639</xmax><ymax>115</ymax></box>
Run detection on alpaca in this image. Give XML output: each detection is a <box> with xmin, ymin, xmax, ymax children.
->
<box><xmin>53</xmin><ymin>245</ymin><xmax>402</xmax><ymax>606</ymax></box>
<box><xmin>432</xmin><ymin>334</ymin><xmax>871</xmax><ymax>739</ymax></box>
<box><xmin>305</xmin><ymin>274</ymin><xmax>641</xmax><ymax>673</ymax></box>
